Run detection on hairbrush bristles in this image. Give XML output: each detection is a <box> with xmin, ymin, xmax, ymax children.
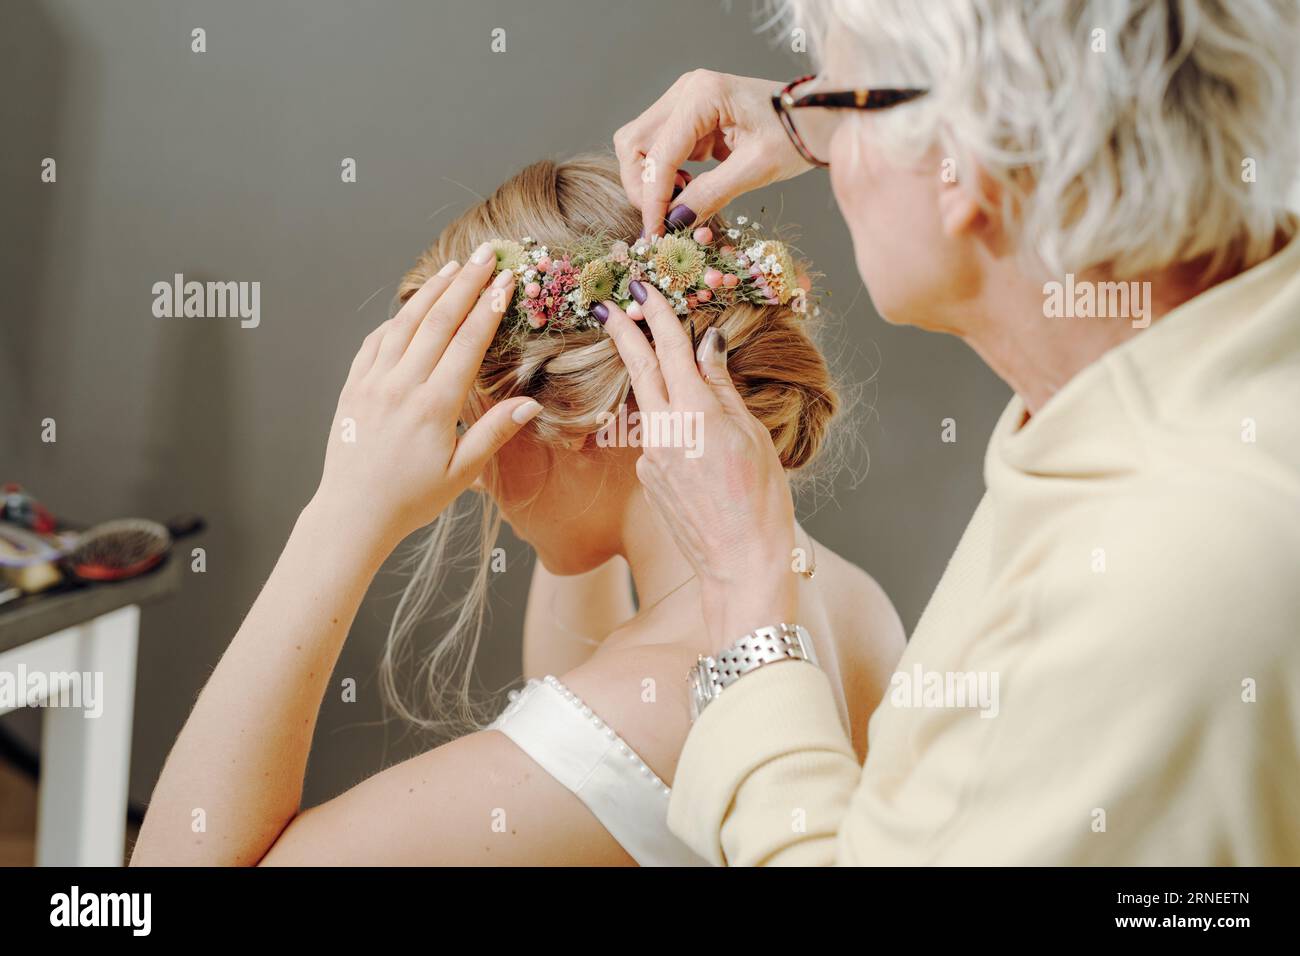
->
<box><xmin>67</xmin><ymin>518</ymin><xmax>170</xmax><ymax>581</ymax></box>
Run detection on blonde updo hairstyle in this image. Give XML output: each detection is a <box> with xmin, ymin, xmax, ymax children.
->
<box><xmin>386</xmin><ymin>153</ymin><xmax>838</xmax><ymax>732</ymax></box>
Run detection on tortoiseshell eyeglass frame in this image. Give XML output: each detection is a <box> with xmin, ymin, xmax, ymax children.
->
<box><xmin>772</xmin><ymin>74</ymin><xmax>929</xmax><ymax>168</ymax></box>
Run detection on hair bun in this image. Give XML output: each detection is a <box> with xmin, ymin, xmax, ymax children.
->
<box><xmin>401</xmin><ymin>153</ymin><xmax>839</xmax><ymax>473</ymax></box>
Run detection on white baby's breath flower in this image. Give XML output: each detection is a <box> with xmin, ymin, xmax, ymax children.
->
<box><xmin>735</xmin><ymin>215</ymin><xmax>748</xmax><ymax>225</ymax></box>
<box><xmin>727</xmin><ymin>229</ymin><xmax>740</xmax><ymax>239</ymax></box>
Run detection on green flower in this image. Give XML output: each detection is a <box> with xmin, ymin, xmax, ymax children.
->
<box><xmin>652</xmin><ymin>235</ymin><xmax>706</xmax><ymax>293</ymax></box>
<box><xmin>489</xmin><ymin>239</ymin><xmax>527</xmax><ymax>273</ymax></box>
<box><xmin>577</xmin><ymin>259</ymin><xmax>618</xmax><ymax>307</ymax></box>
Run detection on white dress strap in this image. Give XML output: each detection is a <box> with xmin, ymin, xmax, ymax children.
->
<box><xmin>489</xmin><ymin>675</ymin><xmax>709</xmax><ymax>867</ymax></box>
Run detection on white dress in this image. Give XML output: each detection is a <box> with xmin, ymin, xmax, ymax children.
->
<box><xmin>488</xmin><ymin>675</ymin><xmax>710</xmax><ymax>866</ymax></box>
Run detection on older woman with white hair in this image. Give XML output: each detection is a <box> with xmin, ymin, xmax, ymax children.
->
<box><xmin>603</xmin><ymin>0</ymin><xmax>1300</xmax><ymax>864</ymax></box>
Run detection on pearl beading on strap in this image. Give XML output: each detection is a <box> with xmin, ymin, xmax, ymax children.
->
<box><xmin>542</xmin><ymin>676</ymin><xmax>672</xmax><ymax>798</ymax></box>
<box><xmin>490</xmin><ymin>672</ymin><xmax>710</xmax><ymax>865</ymax></box>
<box><xmin>499</xmin><ymin>675</ymin><xmax>673</xmax><ymax>798</ymax></box>
<box><xmin>496</xmin><ymin>682</ymin><xmax>536</xmax><ymax>724</ymax></box>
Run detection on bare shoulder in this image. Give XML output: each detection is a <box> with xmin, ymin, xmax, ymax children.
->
<box><xmin>812</xmin><ymin>541</ymin><xmax>906</xmax><ymax>671</ymax></box>
<box><xmin>801</xmin><ymin>540</ymin><xmax>906</xmax><ymax>758</ymax></box>
<box><xmin>559</xmin><ymin>638</ymin><xmax>699</xmax><ymax>787</ymax></box>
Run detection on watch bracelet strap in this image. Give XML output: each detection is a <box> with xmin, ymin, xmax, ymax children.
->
<box><xmin>707</xmin><ymin>623</ymin><xmax>814</xmax><ymax>695</ymax></box>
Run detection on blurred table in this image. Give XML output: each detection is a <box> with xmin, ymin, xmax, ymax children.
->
<box><xmin>0</xmin><ymin>557</ymin><xmax>181</xmax><ymax>865</ymax></box>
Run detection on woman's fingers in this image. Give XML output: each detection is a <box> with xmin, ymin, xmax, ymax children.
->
<box><xmin>639</xmin><ymin>89</ymin><xmax>723</xmax><ymax>235</ymax></box>
<box><xmin>359</xmin><ymin>261</ymin><xmax>461</xmax><ymax>378</ymax></box>
<box><xmin>425</xmin><ymin>269</ymin><xmax>515</xmax><ymax>397</ymax></box>
<box><xmin>670</xmin><ymin>145</ymin><xmax>774</xmax><ymax>229</ymax></box>
<box><xmin>390</xmin><ymin>242</ymin><xmax>499</xmax><ymax>383</ymax></box>
<box><xmin>632</xmin><ymin>281</ymin><xmax>712</xmax><ymax>406</ymax></box>
<box><xmin>449</xmin><ymin>396</ymin><xmax>543</xmax><ymax>487</ymax></box>
<box><xmin>614</xmin><ymin>72</ymin><xmax>812</xmax><ymax>237</ymax></box>
<box><xmin>614</xmin><ymin>72</ymin><xmax>695</xmax><ymax>223</ymax></box>
<box><xmin>694</xmin><ymin>326</ymin><xmax>748</xmax><ymax>418</ymax></box>
<box><xmin>600</xmin><ymin>301</ymin><xmax>669</xmax><ymax>415</ymax></box>
<box><xmin>347</xmin><ymin>325</ymin><xmax>388</xmax><ymax>385</ymax></box>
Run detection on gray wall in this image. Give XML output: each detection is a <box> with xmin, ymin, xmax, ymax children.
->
<box><xmin>1</xmin><ymin>0</ymin><xmax>1008</xmax><ymax>809</ymax></box>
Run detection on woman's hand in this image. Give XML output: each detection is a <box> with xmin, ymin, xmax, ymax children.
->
<box><xmin>135</xmin><ymin>242</ymin><xmax>544</xmax><ymax>866</ymax></box>
<box><xmin>599</xmin><ymin>283</ymin><xmax>797</xmax><ymax>654</ymax></box>
<box><xmin>614</xmin><ymin>70</ymin><xmax>813</xmax><ymax>238</ymax></box>
<box><xmin>313</xmin><ymin>243</ymin><xmax>542</xmax><ymax>553</ymax></box>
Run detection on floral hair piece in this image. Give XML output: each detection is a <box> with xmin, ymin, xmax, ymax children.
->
<box><xmin>485</xmin><ymin>216</ymin><xmax>817</xmax><ymax>343</ymax></box>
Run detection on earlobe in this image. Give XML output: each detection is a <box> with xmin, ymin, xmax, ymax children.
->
<box><xmin>937</xmin><ymin>179</ymin><xmax>984</xmax><ymax>238</ymax></box>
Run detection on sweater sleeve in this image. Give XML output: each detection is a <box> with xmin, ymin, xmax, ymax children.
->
<box><xmin>668</xmin><ymin>482</ymin><xmax>1300</xmax><ymax>866</ymax></box>
<box><xmin>666</xmin><ymin>661</ymin><xmax>860</xmax><ymax>866</ymax></box>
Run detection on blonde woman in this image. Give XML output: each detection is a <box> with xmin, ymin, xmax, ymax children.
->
<box><xmin>607</xmin><ymin>0</ymin><xmax>1300</xmax><ymax>864</ymax></box>
<box><xmin>130</xmin><ymin>155</ymin><xmax>905</xmax><ymax>866</ymax></box>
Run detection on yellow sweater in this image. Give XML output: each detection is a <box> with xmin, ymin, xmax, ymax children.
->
<box><xmin>668</xmin><ymin>237</ymin><xmax>1300</xmax><ymax>865</ymax></box>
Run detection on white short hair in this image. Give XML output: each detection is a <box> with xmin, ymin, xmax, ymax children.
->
<box><xmin>784</xmin><ymin>0</ymin><xmax>1300</xmax><ymax>277</ymax></box>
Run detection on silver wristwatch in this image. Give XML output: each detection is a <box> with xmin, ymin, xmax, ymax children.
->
<box><xmin>688</xmin><ymin>623</ymin><xmax>816</xmax><ymax>720</ymax></box>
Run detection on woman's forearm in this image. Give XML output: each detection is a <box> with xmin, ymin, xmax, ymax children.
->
<box><xmin>131</xmin><ymin>497</ymin><xmax>391</xmax><ymax>866</ymax></box>
<box><xmin>133</xmin><ymin>247</ymin><xmax>537</xmax><ymax>865</ymax></box>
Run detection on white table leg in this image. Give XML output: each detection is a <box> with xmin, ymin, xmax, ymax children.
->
<box><xmin>30</xmin><ymin>604</ymin><xmax>140</xmax><ymax>866</ymax></box>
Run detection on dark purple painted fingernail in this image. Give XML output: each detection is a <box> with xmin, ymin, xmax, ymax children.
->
<box><xmin>665</xmin><ymin>204</ymin><xmax>696</xmax><ymax>231</ymax></box>
<box><xmin>591</xmin><ymin>302</ymin><xmax>610</xmax><ymax>324</ymax></box>
<box><xmin>629</xmin><ymin>280</ymin><xmax>648</xmax><ymax>304</ymax></box>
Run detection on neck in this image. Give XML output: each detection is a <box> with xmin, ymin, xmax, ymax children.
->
<box><xmin>615</xmin><ymin>487</ymin><xmax>699</xmax><ymax>612</ymax></box>
<box><xmin>961</xmin><ymin>257</ymin><xmax>1239</xmax><ymax>416</ymax></box>
<box><xmin>615</xmin><ymin>484</ymin><xmax>814</xmax><ymax>619</ymax></box>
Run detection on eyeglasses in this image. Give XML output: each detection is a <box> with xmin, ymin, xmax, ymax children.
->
<box><xmin>771</xmin><ymin>74</ymin><xmax>928</xmax><ymax>168</ymax></box>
